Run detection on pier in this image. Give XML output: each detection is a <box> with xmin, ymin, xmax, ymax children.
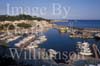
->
<box><xmin>52</xmin><ymin>24</ymin><xmax>100</xmax><ymax>38</ymax></box>
<box><xmin>53</xmin><ymin>24</ymin><xmax>100</xmax><ymax>33</ymax></box>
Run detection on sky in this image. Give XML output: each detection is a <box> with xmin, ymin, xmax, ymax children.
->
<box><xmin>0</xmin><ymin>0</ymin><xmax>100</xmax><ymax>20</ymax></box>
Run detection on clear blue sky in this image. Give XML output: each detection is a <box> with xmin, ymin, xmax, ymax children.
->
<box><xmin>0</xmin><ymin>0</ymin><xmax>100</xmax><ymax>20</ymax></box>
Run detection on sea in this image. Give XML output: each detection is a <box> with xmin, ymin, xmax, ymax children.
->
<box><xmin>8</xmin><ymin>20</ymin><xmax>100</xmax><ymax>52</ymax></box>
<box><xmin>40</xmin><ymin>20</ymin><xmax>100</xmax><ymax>52</ymax></box>
<box><xmin>1</xmin><ymin>20</ymin><xmax>100</xmax><ymax>65</ymax></box>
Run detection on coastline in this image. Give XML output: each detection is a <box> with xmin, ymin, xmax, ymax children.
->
<box><xmin>0</xmin><ymin>20</ymin><xmax>100</xmax><ymax>66</ymax></box>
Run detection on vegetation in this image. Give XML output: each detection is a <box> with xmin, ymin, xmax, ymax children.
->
<box><xmin>0</xmin><ymin>14</ymin><xmax>51</xmax><ymax>30</ymax></box>
<box><xmin>0</xmin><ymin>41</ymin><xmax>8</xmax><ymax>47</ymax></box>
<box><xmin>0</xmin><ymin>23</ymin><xmax>32</xmax><ymax>30</ymax></box>
<box><xmin>17</xmin><ymin>23</ymin><xmax>32</xmax><ymax>28</ymax></box>
<box><xmin>0</xmin><ymin>14</ymin><xmax>50</xmax><ymax>21</ymax></box>
<box><xmin>0</xmin><ymin>24</ymin><xmax>15</xmax><ymax>30</ymax></box>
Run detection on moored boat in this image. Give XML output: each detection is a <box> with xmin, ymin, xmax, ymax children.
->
<box><xmin>6</xmin><ymin>36</ymin><xmax>20</xmax><ymax>43</ymax></box>
<box><xmin>77</xmin><ymin>42</ymin><xmax>93</xmax><ymax>56</ymax></box>
<box><xmin>94</xmin><ymin>33</ymin><xmax>100</xmax><ymax>40</ymax></box>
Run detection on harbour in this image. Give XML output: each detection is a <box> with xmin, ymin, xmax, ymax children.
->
<box><xmin>0</xmin><ymin>20</ymin><xmax>100</xmax><ymax>66</ymax></box>
<box><xmin>0</xmin><ymin>0</ymin><xmax>100</xmax><ymax>65</ymax></box>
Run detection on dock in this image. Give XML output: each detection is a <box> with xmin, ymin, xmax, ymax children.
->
<box><xmin>52</xmin><ymin>24</ymin><xmax>100</xmax><ymax>38</ymax></box>
<box><xmin>53</xmin><ymin>24</ymin><xmax>100</xmax><ymax>33</ymax></box>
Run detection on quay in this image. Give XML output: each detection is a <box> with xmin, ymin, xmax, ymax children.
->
<box><xmin>53</xmin><ymin>24</ymin><xmax>100</xmax><ymax>33</ymax></box>
<box><xmin>52</xmin><ymin>24</ymin><xmax>100</xmax><ymax>38</ymax></box>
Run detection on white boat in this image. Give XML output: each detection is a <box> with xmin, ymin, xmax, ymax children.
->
<box><xmin>26</xmin><ymin>42</ymin><xmax>38</xmax><ymax>49</ymax></box>
<box><xmin>48</xmin><ymin>49</ymin><xmax>57</xmax><ymax>58</ymax></box>
<box><xmin>15</xmin><ymin>42</ymin><xmax>21</xmax><ymax>47</ymax></box>
<box><xmin>34</xmin><ymin>40</ymin><xmax>41</xmax><ymax>44</ymax></box>
<box><xmin>6</xmin><ymin>36</ymin><xmax>20</xmax><ymax>43</ymax></box>
<box><xmin>38</xmin><ymin>35</ymin><xmax>47</xmax><ymax>43</ymax></box>
<box><xmin>0</xmin><ymin>33</ymin><xmax>6</xmax><ymax>37</ymax></box>
<box><xmin>32</xmin><ymin>35</ymin><xmax>47</xmax><ymax>45</ymax></box>
<box><xmin>77</xmin><ymin>42</ymin><xmax>92</xmax><ymax>56</ymax></box>
<box><xmin>94</xmin><ymin>33</ymin><xmax>100</xmax><ymax>39</ymax></box>
<box><xmin>95</xmin><ymin>33</ymin><xmax>100</xmax><ymax>37</ymax></box>
<box><xmin>0</xmin><ymin>35</ymin><xmax>12</xmax><ymax>40</ymax></box>
<box><xmin>15</xmin><ymin>35</ymin><xmax>35</xmax><ymax>47</ymax></box>
<box><xmin>40</xmin><ymin>37</ymin><xmax>47</xmax><ymax>42</ymax></box>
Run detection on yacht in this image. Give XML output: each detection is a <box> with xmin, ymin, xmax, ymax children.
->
<box><xmin>77</xmin><ymin>42</ymin><xmax>92</xmax><ymax>56</ymax></box>
<box><xmin>26</xmin><ymin>42</ymin><xmax>38</xmax><ymax>49</ymax></box>
<box><xmin>33</xmin><ymin>35</ymin><xmax>47</xmax><ymax>44</ymax></box>
<box><xmin>38</xmin><ymin>35</ymin><xmax>47</xmax><ymax>42</ymax></box>
<box><xmin>6</xmin><ymin>36</ymin><xmax>20</xmax><ymax>43</ymax></box>
<box><xmin>34</xmin><ymin>40</ymin><xmax>41</xmax><ymax>44</ymax></box>
<box><xmin>94</xmin><ymin>33</ymin><xmax>100</xmax><ymax>40</ymax></box>
<box><xmin>48</xmin><ymin>49</ymin><xmax>57</xmax><ymax>58</ymax></box>
<box><xmin>15</xmin><ymin>35</ymin><xmax>35</xmax><ymax>47</ymax></box>
<box><xmin>0</xmin><ymin>35</ymin><xmax>12</xmax><ymax>40</ymax></box>
<box><xmin>0</xmin><ymin>33</ymin><xmax>6</xmax><ymax>38</ymax></box>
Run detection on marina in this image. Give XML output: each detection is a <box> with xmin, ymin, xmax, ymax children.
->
<box><xmin>0</xmin><ymin>0</ymin><xmax>100</xmax><ymax>65</ymax></box>
<box><xmin>0</xmin><ymin>20</ymin><xmax>100</xmax><ymax>66</ymax></box>
<box><xmin>0</xmin><ymin>21</ymin><xmax>100</xmax><ymax>52</ymax></box>
<box><xmin>77</xmin><ymin>42</ymin><xmax>93</xmax><ymax>56</ymax></box>
<box><xmin>0</xmin><ymin>18</ymin><xmax>100</xmax><ymax>66</ymax></box>
<box><xmin>53</xmin><ymin>23</ymin><xmax>100</xmax><ymax>39</ymax></box>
